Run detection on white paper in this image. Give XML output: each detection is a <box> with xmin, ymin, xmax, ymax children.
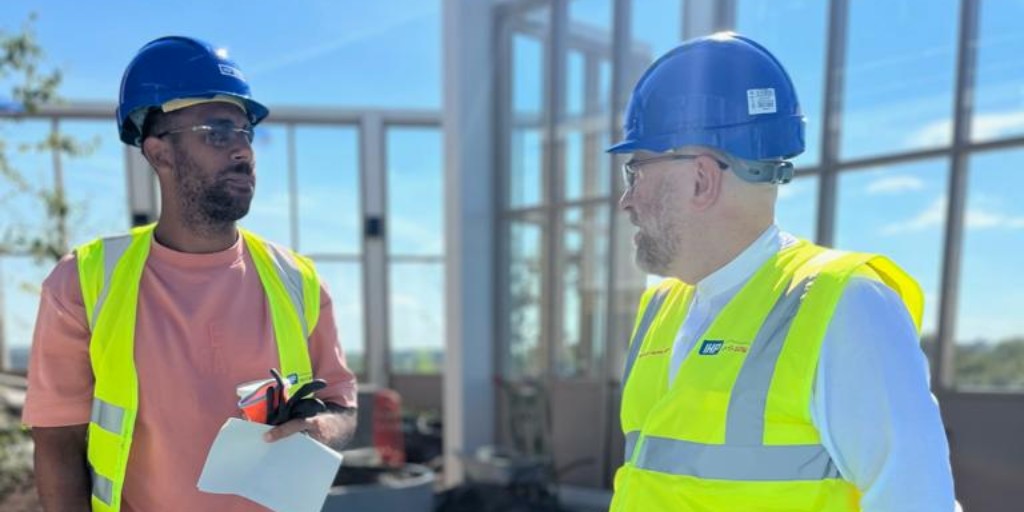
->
<box><xmin>198</xmin><ymin>418</ymin><xmax>343</xmax><ymax>512</ymax></box>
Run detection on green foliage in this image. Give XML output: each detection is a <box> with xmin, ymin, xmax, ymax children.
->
<box><xmin>0</xmin><ymin>13</ymin><xmax>94</xmax><ymax>263</ymax></box>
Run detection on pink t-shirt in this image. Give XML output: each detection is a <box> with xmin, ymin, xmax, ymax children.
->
<box><xmin>23</xmin><ymin>234</ymin><xmax>357</xmax><ymax>512</ymax></box>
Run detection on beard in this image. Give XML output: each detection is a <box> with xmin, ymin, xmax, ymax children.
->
<box><xmin>635</xmin><ymin>227</ymin><xmax>680</xmax><ymax>276</ymax></box>
<box><xmin>631</xmin><ymin>196</ymin><xmax>682</xmax><ymax>276</ymax></box>
<box><xmin>173</xmin><ymin>148</ymin><xmax>254</xmax><ymax>232</ymax></box>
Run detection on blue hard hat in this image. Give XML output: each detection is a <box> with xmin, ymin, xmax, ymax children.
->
<box><xmin>116</xmin><ymin>36</ymin><xmax>269</xmax><ymax>146</ymax></box>
<box><xmin>608</xmin><ymin>32</ymin><xmax>804</xmax><ymax>161</ymax></box>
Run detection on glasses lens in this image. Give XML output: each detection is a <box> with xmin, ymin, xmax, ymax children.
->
<box><xmin>203</xmin><ymin>124</ymin><xmax>253</xmax><ymax>147</ymax></box>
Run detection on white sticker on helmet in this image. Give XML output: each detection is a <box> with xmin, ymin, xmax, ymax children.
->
<box><xmin>747</xmin><ymin>88</ymin><xmax>777</xmax><ymax>115</ymax></box>
<box><xmin>218</xmin><ymin>64</ymin><xmax>246</xmax><ymax>81</ymax></box>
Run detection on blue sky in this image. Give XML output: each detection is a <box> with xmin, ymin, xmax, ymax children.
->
<box><xmin>2</xmin><ymin>0</ymin><xmax>1023</xmax><ymax>369</ymax></box>
<box><xmin>2</xmin><ymin>0</ymin><xmax>441</xmax><ymax>109</ymax></box>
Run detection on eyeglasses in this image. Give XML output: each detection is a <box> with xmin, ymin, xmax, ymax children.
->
<box><xmin>622</xmin><ymin>153</ymin><xmax>728</xmax><ymax>189</ymax></box>
<box><xmin>156</xmin><ymin>122</ymin><xmax>254</xmax><ymax>148</ymax></box>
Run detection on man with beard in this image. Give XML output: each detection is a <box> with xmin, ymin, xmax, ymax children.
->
<box><xmin>23</xmin><ymin>36</ymin><xmax>358</xmax><ymax>512</ymax></box>
<box><xmin>609</xmin><ymin>33</ymin><xmax>955</xmax><ymax>511</ymax></box>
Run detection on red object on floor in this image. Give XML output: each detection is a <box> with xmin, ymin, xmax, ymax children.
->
<box><xmin>373</xmin><ymin>388</ymin><xmax>405</xmax><ymax>467</ymax></box>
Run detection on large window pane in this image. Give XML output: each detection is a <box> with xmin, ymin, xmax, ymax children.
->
<box><xmin>387</xmin><ymin>127</ymin><xmax>443</xmax><ymax>255</ymax></box>
<box><xmin>565</xmin><ymin>130</ymin><xmax>585</xmax><ymax>200</ymax></box>
<box><xmin>972</xmin><ymin>0</ymin><xmax>1024</xmax><ymax>142</ymax></box>
<box><xmin>557</xmin><ymin>205</ymin><xmax>609</xmax><ymax>379</ymax></box>
<box><xmin>568</xmin><ymin>0</ymin><xmax>612</xmax><ymax>118</ymax></box>
<box><xmin>956</xmin><ymin>149</ymin><xmax>1024</xmax><ymax>390</ymax></box>
<box><xmin>509</xmin><ymin>29</ymin><xmax>546</xmax><ymax>208</ymax></box>
<box><xmin>564</xmin><ymin>118</ymin><xmax>612</xmax><ymax>201</ymax></box>
<box><xmin>389</xmin><ymin>263</ymin><xmax>444</xmax><ymax>374</ymax></box>
<box><xmin>243</xmin><ymin>123</ymin><xmax>292</xmax><ymax>247</ymax></box>
<box><xmin>513</xmin><ymin>29</ymin><xmax>545</xmax><ymax>118</ymax></box>
<box><xmin>316</xmin><ymin>261</ymin><xmax>364</xmax><ymax>375</ymax></box>
<box><xmin>510</xmin><ymin>128</ymin><xmax>544</xmax><ymax>207</ymax></box>
<box><xmin>567</xmin><ymin>50</ymin><xmax>586</xmax><ymax>119</ymax></box>
<box><xmin>776</xmin><ymin>174</ymin><xmax>818</xmax><ymax>241</ymax></box>
<box><xmin>841</xmin><ymin>0</ymin><xmax>958</xmax><ymax>159</ymax></box>
<box><xmin>631</xmin><ymin>0</ymin><xmax>683</xmax><ymax>66</ymax></box>
<box><xmin>507</xmin><ymin>216</ymin><xmax>544</xmax><ymax>378</ymax></box>
<box><xmin>565</xmin><ymin>1</ymin><xmax>613</xmax><ymax>202</ymax></box>
<box><xmin>295</xmin><ymin>126</ymin><xmax>360</xmax><ymax>254</ymax></box>
<box><xmin>737</xmin><ymin>0</ymin><xmax>827</xmax><ymax>169</ymax></box>
<box><xmin>835</xmin><ymin>160</ymin><xmax>948</xmax><ymax>347</ymax></box>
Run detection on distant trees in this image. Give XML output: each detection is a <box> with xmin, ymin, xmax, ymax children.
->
<box><xmin>956</xmin><ymin>338</ymin><xmax>1024</xmax><ymax>390</ymax></box>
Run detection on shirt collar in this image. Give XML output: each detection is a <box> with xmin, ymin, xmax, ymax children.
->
<box><xmin>695</xmin><ymin>225</ymin><xmax>793</xmax><ymax>300</ymax></box>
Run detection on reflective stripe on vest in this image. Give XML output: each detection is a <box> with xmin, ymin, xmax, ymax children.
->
<box><xmin>91</xmin><ymin>467</ymin><xmax>115</xmax><ymax>506</ymax></box>
<box><xmin>89</xmin><ymin>234</ymin><xmax>133</xmax><ymax>330</ymax></box>
<box><xmin>89</xmin><ymin>398</ymin><xmax>124</xmax><ymax>506</ymax></box>
<box><xmin>90</xmin><ymin>398</ymin><xmax>125</xmax><ymax>435</ymax></box>
<box><xmin>635</xmin><ymin>436</ymin><xmax>840</xmax><ymax>481</ymax></box>
<box><xmin>79</xmin><ymin>225</ymin><xmax>318</xmax><ymax>511</ymax></box>
<box><xmin>622</xmin><ymin>286</ymin><xmax>673</xmax><ymax>385</ymax></box>
<box><xmin>260</xmin><ymin>240</ymin><xmax>313</xmax><ymax>338</ymax></box>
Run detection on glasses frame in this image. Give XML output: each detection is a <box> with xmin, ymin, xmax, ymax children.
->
<box><xmin>155</xmin><ymin>122</ymin><xmax>254</xmax><ymax>148</ymax></box>
<box><xmin>621</xmin><ymin>153</ymin><xmax>728</xmax><ymax>189</ymax></box>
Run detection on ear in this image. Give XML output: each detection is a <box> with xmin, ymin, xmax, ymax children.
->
<box><xmin>691</xmin><ymin>155</ymin><xmax>724</xmax><ymax>211</ymax></box>
<box><xmin>141</xmin><ymin>136</ymin><xmax>174</xmax><ymax>178</ymax></box>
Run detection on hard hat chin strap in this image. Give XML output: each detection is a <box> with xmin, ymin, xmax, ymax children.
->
<box><xmin>732</xmin><ymin>159</ymin><xmax>795</xmax><ymax>185</ymax></box>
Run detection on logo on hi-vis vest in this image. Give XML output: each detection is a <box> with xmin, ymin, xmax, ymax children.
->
<box><xmin>698</xmin><ymin>339</ymin><xmax>750</xmax><ymax>356</ymax></box>
<box><xmin>699</xmin><ymin>340</ymin><xmax>724</xmax><ymax>355</ymax></box>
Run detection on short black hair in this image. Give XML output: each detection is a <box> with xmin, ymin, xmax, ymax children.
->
<box><xmin>140</xmin><ymin>108</ymin><xmax>173</xmax><ymax>142</ymax></box>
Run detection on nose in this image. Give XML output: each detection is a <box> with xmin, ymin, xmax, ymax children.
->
<box><xmin>230</xmin><ymin>139</ymin><xmax>253</xmax><ymax>164</ymax></box>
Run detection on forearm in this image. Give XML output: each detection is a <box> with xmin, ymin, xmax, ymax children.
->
<box><xmin>314</xmin><ymin>403</ymin><xmax>357</xmax><ymax>451</ymax></box>
<box><xmin>31</xmin><ymin>425</ymin><xmax>91</xmax><ymax>511</ymax></box>
<box><xmin>263</xmin><ymin>402</ymin><xmax>357</xmax><ymax>450</ymax></box>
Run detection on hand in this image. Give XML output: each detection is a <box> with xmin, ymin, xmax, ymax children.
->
<box><xmin>263</xmin><ymin>404</ymin><xmax>357</xmax><ymax>451</ymax></box>
<box><xmin>265</xmin><ymin>375</ymin><xmax>327</xmax><ymax>426</ymax></box>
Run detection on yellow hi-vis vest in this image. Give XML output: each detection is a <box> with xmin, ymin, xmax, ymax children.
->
<box><xmin>612</xmin><ymin>240</ymin><xmax>923</xmax><ymax>512</ymax></box>
<box><xmin>75</xmin><ymin>224</ymin><xmax>321</xmax><ymax>512</ymax></box>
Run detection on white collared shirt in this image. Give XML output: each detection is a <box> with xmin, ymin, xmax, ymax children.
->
<box><xmin>667</xmin><ymin>225</ymin><xmax>956</xmax><ymax>512</ymax></box>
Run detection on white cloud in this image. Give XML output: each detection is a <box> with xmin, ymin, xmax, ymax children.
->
<box><xmin>907</xmin><ymin>111</ymin><xmax>1024</xmax><ymax>147</ymax></box>
<box><xmin>907</xmin><ymin>119</ymin><xmax>953</xmax><ymax>148</ymax></box>
<box><xmin>882</xmin><ymin>195</ymin><xmax>1024</xmax><ymax>235</ymax></box>
<box><xmin>965</xmin><ymin>208</ymin><xmax>1024</xmax><ymax>230</ymax></box>
<box><xmin>964</xmin><ymin>209</ymin><xmax>1003</xmax><ymax>229</ymax></box>
<box><xmin>882</xmin><ymin>197</ymin><xmax>946</xmax><ymax>235</ymax></box>
<box><xmin>866</xmin><ymin>175</ymin><xmax>925</xmax><ymax>195</ymax></box>
<box><xmin>972</xmin><ymin>111</ymin><xmax>1024</xmax><ymax>141</ymax></box>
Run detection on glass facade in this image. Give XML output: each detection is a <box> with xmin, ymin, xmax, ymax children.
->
<box><xmin>496</xmin><ymin>0</ymin><xmax>1024</xmax><ymax>397</ymax></box>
